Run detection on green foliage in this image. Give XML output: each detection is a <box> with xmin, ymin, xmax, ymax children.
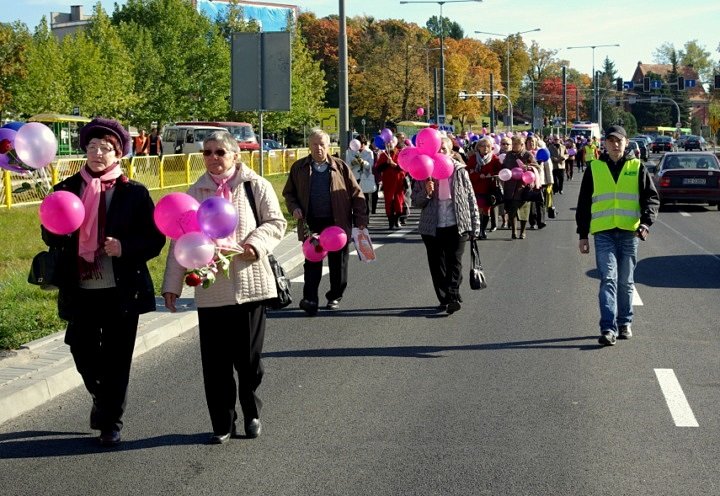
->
<box><xmin>425</xmin><ymin>16</ymin><xmax>463</xmax><ymax>40</ymax></box>
<box><xmin>0</xmin><ymin>21</ymin><xmax>31</xmax><ymax>115</ymax></box>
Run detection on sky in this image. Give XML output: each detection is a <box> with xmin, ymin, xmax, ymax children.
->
<box><xmin>2</xmin><ymin>0</ymin><xmax>719</xmax><ymax>82</ymax></box>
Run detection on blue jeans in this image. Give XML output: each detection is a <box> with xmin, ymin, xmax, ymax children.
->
<box><xmin>594</xmin><ymin>231</ymin><xmax>639</xmax><ymax>334</ymax></box>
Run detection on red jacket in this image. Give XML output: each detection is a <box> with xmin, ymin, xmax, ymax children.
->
<box><xmin>465</xmin><ymin>153</ymin><xmax>503</xmax><ymax>195</ymax></box>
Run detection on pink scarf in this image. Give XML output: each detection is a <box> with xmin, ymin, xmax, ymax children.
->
<box><xmin>209</xmin><ymin>166</ymin><xmax>240</xmax><ymax>250</ymax></box>
<box><xmin>79</xmin><ymin>163</ymin><xmax>122</xmax><ymax>262</ymax></box>
<box><xmin>210</xmin><ymin>165</ymin><xmax>237</xmax><ymax>201</ymax></box>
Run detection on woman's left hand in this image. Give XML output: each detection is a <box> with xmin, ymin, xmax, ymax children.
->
<box><xmin>104</xmin><ymin>237</ymin><xmax>122</xmax><ymax>257</ymax></box>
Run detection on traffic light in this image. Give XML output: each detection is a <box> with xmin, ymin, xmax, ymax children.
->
<box><xmin>643</xmin><ymin>77</ymin><xmax>650</xmax><ymax>92</ymax></box>
<box><xmin>715</xmin><ymin>74</ymin><xmax>720</xmax><ymax>90</ymax></box>
<box><xmin>616</xmin><ymin>78</ymin><xmax>623</xmax><ymax>91</ymax></box>
<box><xmin>677</xmin><ymin>76</ymin><xmax>685</xmax><ymax>90</ymax></box>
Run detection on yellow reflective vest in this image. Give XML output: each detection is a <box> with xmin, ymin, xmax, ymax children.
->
<box><xmin>589</xmin><ymin>158</ymin><xmax>641</xmax><ymax>234</ymax></box>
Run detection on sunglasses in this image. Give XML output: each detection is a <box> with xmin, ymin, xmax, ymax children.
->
<box><xmin>203</xmin><ymin>149</ymin><xmax>228</xmax><ymax>157</ymax></box>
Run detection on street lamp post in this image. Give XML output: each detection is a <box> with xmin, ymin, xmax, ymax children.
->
<box><xmin>475</xmin><ymin>28</ymin><xmax>540</xmax><ymax>130</ymax></box>
<box><xmin>566</xmin><ymin>43</ymin><xmax>619</xmax><ymax>124</ymax></box>
<box><xmin>409</xmin><ymin>45</ymin><xmax>444</xmax><ymax>123</ymax></box>
<box><xmin>400</xmin><ymin>0</ymin><xmax>482</xmax><ymax>125</ymax></box>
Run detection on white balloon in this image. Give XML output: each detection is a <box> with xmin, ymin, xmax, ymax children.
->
<box><xmin>14</xmin><ymin>123</ymin><xmax>58</xmax><ymax>169</ymax></box>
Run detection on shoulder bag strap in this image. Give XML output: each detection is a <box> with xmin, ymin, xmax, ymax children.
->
<box><xmin>243</xmin><ymin>181</ymin><xmax>260</xmax><ymax>225</ymax></box>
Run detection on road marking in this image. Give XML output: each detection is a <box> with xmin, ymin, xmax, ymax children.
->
<box><xmin>657</xmin><ymin>219</ymin><xmax>720</xmax><ymax>263</ymax></box>
<box><xmin>388</xmin><ymin>228</ymin><xmax>413</xmax><ymax>238</ymax></box>
<box><xmin>679</xmin><ymin>211</ymin><xmax>691</xmax><ymax>217</ymax></box>
<box><xmin>632</xmin><ymin>286</ymin><xmax>643</xmax><ymax>306</ymax></box>
<box><xmin>654</xmin><ymin>368</ymin><xmax>699</xmax><ymax>427</ymax></box>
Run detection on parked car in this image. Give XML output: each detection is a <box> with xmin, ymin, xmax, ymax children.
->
<box><xmin>263</xmin><ymin>139</ymin><xmax>285</xmax><ymax>151</ymax></box>
<box><xmin>633</xmin><ymin>135</ymin><xmax>653</xmax><ymax>147</ymax></box>
<box><xmin>650</xmin><ymin>152</ymin><xmax>720</xmax><ymax>210</ymax></box>
<box><xmin>161</xmin><ymin>125</ymin><xmax>228</xmax><ymax>154</ymax></box>
<box><xmin>650</xmin><ymin>136</ymin><xmax>675</xmax><ymax>153</ymax></box>
<box><xmin>674</xmin><ymin>135</ymin><xmax>689</xmax><ymax>149</ymax></box>
<box><xmin>684</xmin><ymin>135</ymin><xmax>708</xmax><ymax>151</ymax></box>
<box><xmin>629</xmin><ymin>138</ymin><xmax>648</xmax><ymax>160</ymax></box>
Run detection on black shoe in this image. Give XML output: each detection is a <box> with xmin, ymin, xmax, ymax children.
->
<box><xmin>208</xmin><ymin>432</ymin><xmax>231</xmax><ymax>444</ymax></box>
<box><xmin>479</xmin><ymin>230</ymin><xmax>487</xmax><ymax>239</ymax></box>
<box><xmin>326</xmin><ymin>299</ymin><xmax>340</xmax><ymax>310</ymax></box>
<box><xmin>436</xmin><ymin>304</ymin><xmax>448</xmax><ymax>312</ymax></box>
<box><xmin>618</xmin><ymin>325</ymin><xmax>632</xmax><ymax>339</ymax></box>
<box><xmin>245</xmin><ymin>418</ymin><xmax>262</xmax><ymax>438</ymax></box>
<box><xmin>537</xmin><ymin>222</ymin><xmax>547</xmax><ymax>230</ymax></box>
<box><xmin>598</xmin><ymin>330</ymin><xmax>617</xmax><ymax>346</ymax></box>
<box><xmin>99</xmin><ymin>430</ymin><xmax>121</xmax><ymax>447</ymax></box>
<box><xmin>299</xmin><ymin>299</ymin><xmax>318</xmax><ymax>316</ymax></box>
<box><xmin>446</xmin><ymin>301</ymin><xmax>461</xmax><ymax>315</ymax></box>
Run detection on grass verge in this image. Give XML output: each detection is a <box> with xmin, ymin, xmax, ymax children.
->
<box><xmin>0</xmin><ymin>173</ymin><xmax>292</xmax><ymax>350</ymax></box>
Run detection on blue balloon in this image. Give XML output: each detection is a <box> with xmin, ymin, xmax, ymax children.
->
<box><xmin>373</xmin><ymin>135</ymin><xmax>385</xmax><ymax>149</ymax></box>
<box><xmin>411</xmin><ymin>134</ymin><xmax>417</xmax><ymax>146</ymax></box>
<box><xmin>470</xmin><ymin>135</ymin><xmax>480</xmax><ymax>142</ymax></box>
<box><xmin>527</xmin><ymin>132</ymin><xmax>534</xmax><ymax>137</ymax></box>
<box><xmin>1</xmin><ymin>121</ymin><xmax>24</xmax><ymax>131</ymax></box>
<box><xmin>536</xmin><ymin>148</ymin><xmax>550</xmax><ymax>162</ymax></box>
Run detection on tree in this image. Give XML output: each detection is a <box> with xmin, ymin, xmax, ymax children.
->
<box><xmin>9</xmin><ymin>18</ymin><xmax>69</xmax><ymax>117</ymax></box>
<box><xmin>0</xmin><ymin>22</ymin><xmax>31</xmax><ymax>116</ymax></box>
<box><xmin>112</xmin><ymin>0</ymin><xmax>230</xmax><ymax>125</ymax></box>
<box><xmin>654</xmin><ymin>40</ymin><xmax>714</xmax><ymax>81</ymax></box>
<box><xmin>425</xmin><ymin>16</ymin><xmax>463</xmax><ymax>41</ymax></box>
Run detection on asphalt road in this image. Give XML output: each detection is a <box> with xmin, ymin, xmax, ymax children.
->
<box><xmin>1</xmin><ymin>171</ymin><xmax>719</xmax><ymax>496</ymax></box>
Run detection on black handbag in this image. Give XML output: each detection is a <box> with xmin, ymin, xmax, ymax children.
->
<box><xmin>488</xmin><ymin>179</ymin><xmax>504</xmax><ymax>206</ymax></box>
<box><xmin>469</xmin><ymin>239</ymin><xmax>487</xmax><ymax>290</ymax></box>
<box><xmin>547</xmin><ymin>206</ymin><xmax>557</xmax><ymax>219</ymax></box>
<box><xmin>243</xmin><ymin>182</ymin><xmax>292</xmax><ymax>309</ymax></box>
<box><xmin>28</xmin><ymin>248</ymin><xmax>60</xmax><ymax>290</ymax></box>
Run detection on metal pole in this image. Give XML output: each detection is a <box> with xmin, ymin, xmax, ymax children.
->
<box><xmin>489</xmin><ymin>72</ymin><xmax>495</xmax><ymax>134</ymax></box>
<box><xmin>531</xmin><ymin>80</ymin><xmax>535</xmax><ymax>132</ymax></box>
<box><xmin>258</xmin><ymin>32</ymin><xmax>264</xmax><ymax>176</ymax></box>
<box><xmin>433</xmin><ymin>68</ymin><xmax>439</xmax><ymax>123</ymax></box>
<box><xmin>591</xmin><ymin>47</ymin><xmax>596</xmax><ymax>123</ymax></box>
<box><xmin>506</xmin><ymin>39</ymin><xmax>512</xmax><ymax>130</ymax></box>
<box><xmin>426</xmin><ymin>50</ymin><xmax>431</xmax><ymax>122</ymax></box>
<box><xmin>575</xmin><ymin>86</ymin><xmax>579</xmax><ymax>122</ymax></box>
<box><xmin>338</xmin><ymin>0</ymin><xmax>350</xmax><ymax>153</ymax></box>
<box><xmin>562</xmin><ymin>65</ymin><xmax>567</xmax><ymax>136</ymax></box>
<box><xmin>439</xmin><ymin>2</ymin><xmax>446</xmax><ymax>125</ymax></box>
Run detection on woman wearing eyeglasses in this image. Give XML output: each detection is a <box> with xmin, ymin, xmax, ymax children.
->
<box><xmin>162</xmin><ymin>130</ymin><xmax>286</xmax><ymax>444</ymax></box>
<box><xmin>40</xmin><ymin>117</ymin><xmax>166</xmax><ymax>447</ymax></box>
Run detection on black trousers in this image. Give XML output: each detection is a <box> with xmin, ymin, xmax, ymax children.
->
<box><xmin>197</xmin><ymin>301</ymin><xmax>266</xmax><ymax>435</ymax></box>
<box><xmin>421</xmin><ymin>226</ymin><xmax>467</xmax><ymax>304</ymax></box>
<box><xmin>65</xmin><ymin>288</ymin><xmax>139</xmax><ymax>433</ymax></box>
<box><xmin>304</xmin><ymin>216</ymin><xmax>349</xmax><ymax>302</ymax></box>
<box><xmin>552</xmin><ymin>169</ymin><xmax>564</xmax><ymax>193</ymax></box>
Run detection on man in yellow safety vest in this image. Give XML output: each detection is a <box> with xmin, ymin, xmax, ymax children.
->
<box><xmin>575</xmin><ymin>125</ymin><xmax>659</xmax><ymax>346</ymax></box>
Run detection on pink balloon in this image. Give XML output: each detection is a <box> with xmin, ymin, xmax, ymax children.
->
<box><xmin>154</xmin><ymin>192</ymin><xmax>201</xmax><ymax>239</ymax></box>
<box><xmin>319</xmin><ymin>226</ymin><xmax>348</xmax><ymax>252</ymax></box>
<box><xmin>416</xmin><ymin>107</ymin><xmax>425</xmax><ymax>116</ymax></box>
<box><xmin>303</xmin><ymin>236</ymin><xmax>327</xmax><ymax>262</ymax></box>
<box><xmin>415</xmin><ymin>128</ymin><xmax>442</xmax><ymax>155</ymax></box>
<box><xmin>498</xmin><ymin>168</ymin><xmax>512</xmax><ymax>181</ymax></box>
<box><xmin>14</xmin><ymin>122</ymin><xmax>58</xmax><ymax>169</ymax></box>
<box><xmin>39</xmin><ymin>190</ymin><xmax>85</xmax><ymax>235</ymax></box>
<box><xmin>397</xmin><ymin>146</ymin><xmax>420</xmax><ymax>170</ymax></box>
<box><xmin>432</xmin><ymin>153</ymin><xmax>454</xmax><ymax>180</ymax></box>
<box><xmin>521</xmin><ymin>170</ymin><xmax>536</xmax><ymax>185</ymax></box>
<box><xmin>511</xmin><ymin>167</ymin><xmax>524</xmax><ymax>181</ymax></box>
<box><xmin>406</xmin><ymin>153</ymin><xmax>434</xmax><ymax>180</ymax></box>
<box><xmin>174</xmin><ymin>232</ymin><xmax>215</xmax><ymax>269</ymax></box>
<box><xmin>197</xmin><ymin>196</ymin><xmax>238</xmax><ymax>239</ymax></box>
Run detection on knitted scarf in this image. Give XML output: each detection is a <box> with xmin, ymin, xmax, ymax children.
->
<box><xmin>79</xmin><ymin>163</ymin><xmax>122</xmax><ymax>263</ymax></box>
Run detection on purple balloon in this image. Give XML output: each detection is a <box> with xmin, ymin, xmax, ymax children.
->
<box><xmin>197</xmin><ymin>197</ymin><xmax>238</xmax><ymax>239</ymax></box>
<box><xmin>380</xmin><ymin>128</ymin><xmax>394</xmax><ymax>144</ymax></box>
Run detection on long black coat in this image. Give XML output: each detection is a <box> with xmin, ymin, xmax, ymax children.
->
<box><xmin>42</xmin><ymin>172</ymin><xmax>166</xmax><ymax>321</ymax></box>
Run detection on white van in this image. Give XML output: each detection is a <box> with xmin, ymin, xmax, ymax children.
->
<box><xmin>569</xmin><ymin>122</ymin><xmax>601</xmax><ymax>141</ymax></box>
<box><xmin>162</xmin><ymin>125</ymin><xmax>228</xmax><ymax>154</ymax></box>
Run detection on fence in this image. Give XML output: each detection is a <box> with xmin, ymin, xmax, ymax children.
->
<box><xmin>1</xmin><ymin>147</ymin><xmax>338</xmax><ymax>208</ymax></box>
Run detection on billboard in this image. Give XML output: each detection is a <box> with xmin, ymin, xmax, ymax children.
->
<box><xmin>196</xmin><ymin>0</ymin><xmax>297</xmax><ymax>32</ymax></box>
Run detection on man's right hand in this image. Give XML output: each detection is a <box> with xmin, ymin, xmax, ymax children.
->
<box><xmin>163</xmin><ymin>292</ymin><xmax>178</xmax><ymax>313</ymax></box>
<box><xmin>292</xmin><ymin>208</ymin><xmax>304</xmax><ymax>220</ymax></box>
<box><xmin>578</xmin><ymin>239</ymin><xmax>590</xmax><ymax>254</ymax></box>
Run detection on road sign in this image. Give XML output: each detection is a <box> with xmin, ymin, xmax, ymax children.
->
<box><xmin>623</xmin><ymin>81</ymin><xmax>634</xmax><ymax>90</ymax></box>
<box><xmin>318</xmin><ymin>108</ymin><xmax>339</xmax><ymax>135</ymax></box>
<box><xmin>685</xmin><ymin>79</ymin><xmax>696</xmax><ymax>88</ymax></box>
<box><xmin>360</xmin><ymin>118</ymin><xmax>366</xmax><ymax>126</ymax></box>
<box><xmin>651</xmin><ymin>80</ymin><xmax>662</xmax><ymax>89</ymax></box>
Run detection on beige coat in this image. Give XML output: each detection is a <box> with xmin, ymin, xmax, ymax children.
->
<box><xmin>162</xmin><ymin>166</ymin><xmax>287</xmax><ymax>308</ymax></box>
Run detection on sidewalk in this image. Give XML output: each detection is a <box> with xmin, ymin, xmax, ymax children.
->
<box><xmin>0</xmin><ymin>230</ymin><xmax>305</xmax><ymax>426</ymax></box>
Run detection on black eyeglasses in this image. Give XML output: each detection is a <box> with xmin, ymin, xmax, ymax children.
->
<box><xmin>203</xmin><ymin>149</ymin><xmax>227</xmax><ymax>157</ymax></box>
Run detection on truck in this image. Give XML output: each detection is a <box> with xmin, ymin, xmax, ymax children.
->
<box><xmin>569</xmin><ymin>122</ymin><xmax>601</xmax><ymax>141</ymax></box>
